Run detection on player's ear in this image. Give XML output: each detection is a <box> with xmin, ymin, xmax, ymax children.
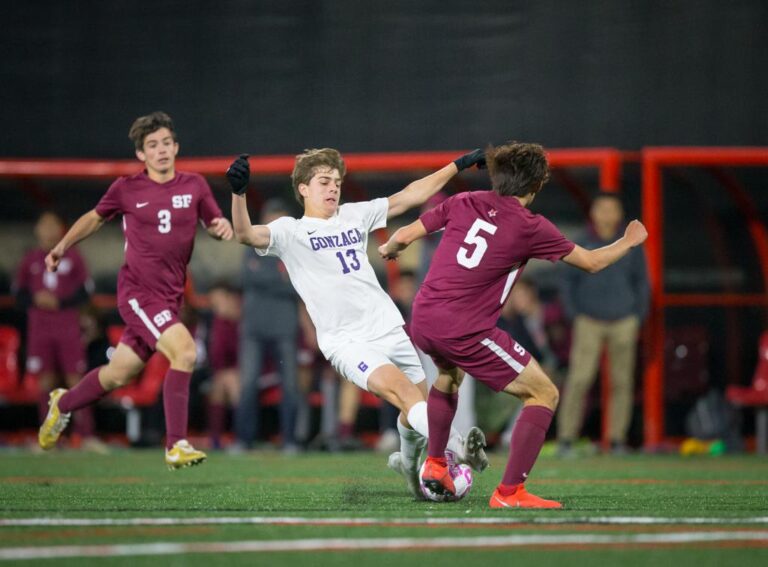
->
<box><xmin>135</xmin><ymin>149</ymin><xmax>146</xmax><ymax>163</ymax></box>
<box><xmin>172</xmin><ymin>142</ymin><xmax>179</xmax><ymax>157</ymax></box>
<box><xmin>298</xmin><ymin>183</ymin><xmax>309</xmax><ymax>200</ymax></box>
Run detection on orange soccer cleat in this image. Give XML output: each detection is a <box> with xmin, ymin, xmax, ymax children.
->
<box><xmin>420</xmin><ymin>456</ymin><xmax>456</xmax><ymax>497</ymax></box>
<box><xmin>489</xmin><ymin>484</ymin><xmax>563</xmax><ymax>509</ymax></box>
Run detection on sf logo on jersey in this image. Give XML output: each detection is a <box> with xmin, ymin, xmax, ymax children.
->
<box><xmin>172</xmin><ymin>195</ymin><xmax>193</xmax><ymax>209</ymax></box>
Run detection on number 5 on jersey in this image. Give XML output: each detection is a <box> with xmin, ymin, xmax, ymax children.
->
<box><xmin>457</xmin><ymin>219</ymin><xmax>497</xmax><ymax>268</ymax></box>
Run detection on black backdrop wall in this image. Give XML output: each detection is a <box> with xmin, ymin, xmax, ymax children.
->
<box><xmin>2</xmin><ymin>0</ymin><xmax>766</xmax><ymax>158</ymax></box>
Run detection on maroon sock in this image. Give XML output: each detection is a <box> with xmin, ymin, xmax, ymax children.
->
<box><xmin>164</xmin><ymin>369</ymin><xmax>192</xmax><ymax>449</ymax></box>
<box><xmin>208</xmin><ymin>401</ymin><xmax>227</xmax><ymax>442</ymax></box>
<box><xmin>503</xmin><ymin>405</ymin><xmax>554</xmax><ymax>486</ymax></box>
<box><xmin>58</xmin><ymin>368</ymin><xmax>107</xmax><ymax>413</ymax></box>
<box><xmin>338</xmin><ymin>422</ymin><xmax>354</xmax><ymax>440</ymax></box>
<box><xmin>427</xmin><ymin>388</ymin><xmax>458</xmax><ymax>458</ymax></box>
<box><xmin>37</xmin><ymin>391</ymin><xmax>50</xmax><ymax>422</ymax></box>
<box><xmin>73</xmin><ymin>406</ymin><xmax>96</xmax><ymax>438</ymax></box>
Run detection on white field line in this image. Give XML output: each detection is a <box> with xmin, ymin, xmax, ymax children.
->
<box><xmin>1</xmin><ymin>531</ymin><xmax>767</xmax><ymax>560</ymax></box>
<box><xmin>1</xmin><ymin>515</ymin><xmax>768</xmax><ymax>528</ymax></box>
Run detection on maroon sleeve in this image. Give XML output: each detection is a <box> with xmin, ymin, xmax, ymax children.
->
<box><xmin>196</xmin><ymin>175</ymin><xmax>222</xmax><ymax>227</ymax></box>
<box><xmin>419</xmin><ymin>195</ymin><xmax>454</xmax><ymax>233</ymax></box>
<box><xmin>94</xmin><ymin>178</ymin><xmax>125</xmax><ymax>220</ymax></box>
<box><xmin>528</xmin><ymin>216</ymin><xmax>575</xmax><ymax>262</ymax></box>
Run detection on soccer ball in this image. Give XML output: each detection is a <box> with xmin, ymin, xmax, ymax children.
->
<box><xmin>418</xmin><ymin>459</ymin><xmax>473</xmax><ymax>502</ymax></box>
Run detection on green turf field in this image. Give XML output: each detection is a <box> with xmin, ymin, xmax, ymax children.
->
<box><xmin>0</xmin><ymin>449</ymin><xmax>766</xmax><ymax>565</ymax></box>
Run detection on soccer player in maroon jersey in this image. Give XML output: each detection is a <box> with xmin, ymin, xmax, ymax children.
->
<box><xmin>14</xmin><ymin>211</ymin><xmax>101</xmax><ymax>448</ymax></box>
<box><xmin>379</xmin><ymin>142</ymin><xmax>648</xmax><ymax>508</ymax></box>
<box><xmin>38</xmin><ymin>112</ymin><xmax>233</xmax><ymax>468</ymax></box>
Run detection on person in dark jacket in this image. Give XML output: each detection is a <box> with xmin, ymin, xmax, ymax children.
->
<box><xmin>557</xmin><ymin>193</ymin><xmax>650</xmax><ymax>454</ymax></box>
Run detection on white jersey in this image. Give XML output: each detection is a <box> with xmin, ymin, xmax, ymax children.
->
<box><xmin>255</xmin><ymin>198</ymin><xmax>405</xmax><ymax>357</ymax></box>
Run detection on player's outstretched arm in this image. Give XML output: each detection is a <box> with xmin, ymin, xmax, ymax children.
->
<box><xmin>206</xmin><ymin>218</ymin><xmax>234</xmax><ymax>241</ymax></box>
<box><xmin>562</xmin><ymin>219</ymin><xmax>648</xmax><ymax>274</ymax></box>
<box><xmin>45</xmin><ymin>210</ymin><xmax>105</xmax><ymax>272</ymax></box>
<box><xmin>386</xmin><ymin>149</ymin><xmax>485</xmax><ymax>219</ymax></box>
<box><xmin>227</xmin><ymin>154</ymin><xmax>271</xmax><ymax>248</ymax></box>
<box><xmin>378</xmin><ymin>219</ymin><xmax>428</xmax><ymax>260</ymax></box>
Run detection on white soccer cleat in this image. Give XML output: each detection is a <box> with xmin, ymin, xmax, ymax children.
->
<box><xmin>459</xmin><ymin>427</ymin><xmax>489</xmax><ymax>473</ymax></box>
<box><xmin>387</xmin><ymin>451</ymin><xmax>426</xmax><ymax>500</ymax></box>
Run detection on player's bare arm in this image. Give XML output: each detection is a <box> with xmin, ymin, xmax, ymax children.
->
<box><xmin>386</xmin><ymin>149</ymin><xmax>486</xmax><ymax>219</ymax></box>
<box><xmin>227</xmin><ymin>154</ymin><xmax>272</xmax><ymax>249</ymax></box>
<box><xmin>562</xmin><ymin>219</ymin><xmax>648</xmax><ymax>273</ymax></box>
<box><xmin>206</xmin><ymin>217</ymin><xmax>234</xmax><ymax>241</ymax></box>
<box><xmin>45</xmin><ymin>209</ymin><xmax>105</xmax><ymax>272</ymax></box>
<box><xmin>379</xmin><ymin>219</ymin><xmax>428</xmax><ymax>260</ymax></box>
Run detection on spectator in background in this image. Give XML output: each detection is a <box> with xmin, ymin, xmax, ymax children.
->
<box><xmin>558</xmin><ymin>192</ymin><xmax>650</xmax><ymax>455</ymax></box>
<box><xmin>13</xmin><ymin>212</ymin><xmax>101</xmax><ymax>450</ymax></box>
<box><xmin>236</xmin><ymin>198</ymin><xmax>302</xmax><ymax>453</ymax></box>
<box><xmin>207</xmin><ymin>282</ymin><xmax>241</xmax><ymax>449</ymax></box>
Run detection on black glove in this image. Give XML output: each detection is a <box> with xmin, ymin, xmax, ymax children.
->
<box><xmin>227</xmin><ymin>154</ymin><xmax>250</xmax><ymax>195</ymax></box>
<box><xmin>453</xmin><ymin>149</ymin><xmax>486</xmax><ymax>171</ymax></box>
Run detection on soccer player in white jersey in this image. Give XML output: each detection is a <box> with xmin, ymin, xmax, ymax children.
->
<box><xmin>227</xmin><ymin>149</ymin><xmax>488</xmax><ymax>498</ymax></box>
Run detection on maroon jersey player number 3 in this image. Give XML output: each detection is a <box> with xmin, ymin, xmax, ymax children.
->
<box><xmin>38</xmin><ymin>112</ymin><xmax>233</xmax><ymax>469</ymax></box>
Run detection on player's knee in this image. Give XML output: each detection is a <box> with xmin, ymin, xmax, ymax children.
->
<box><xmin>546</xmin><ymin>382</ymin><xmax>560</xmax><ymax>410</ymax></box>
<box><xmin>100</xmin><ymin>367</ymin><xmax>134</xmax><ymax>390</ymax></box>
<box><xmin>171</xmin><ymin>342</ymin><xmax>197</xmax><ymax>371</ymax></box>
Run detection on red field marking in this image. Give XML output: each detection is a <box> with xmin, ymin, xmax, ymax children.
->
<box><xmin>0</xmin><ymin>526</ymin><xmax>214</xmax><ymax>543</ymax></box>
<box><xmin>0</xmin><ymin>476</ymin><xmax>145</xmax><ymax>484</ymax></box>
<box><xmin>1</xmin><ymin>531</ymin><xmax>767</xmax><ymax>560</ymax></box>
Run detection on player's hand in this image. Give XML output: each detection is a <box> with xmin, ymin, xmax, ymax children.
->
<box><xmin>208</xmin><ymin>217</ymin><xmax>234</xmax><ymax>241</ymax></box>
<box><xmin>226</xmin><ymin>154</ymin><xmax>251</xmax><ymax>195</ymax></box>
<box><xmin>45</xmin><ymin>247</ymin><xmax>63</xmax><ymax>272</ymax></box>
<box><xmin>34</xmin><ymin>290</ymin><xmax>59</xmax><ymax>310</ymax></box>
<box><xmin>378</xmin><ymin>243</ymin><xmax>401</xmax><ymax>261</ymax></box>
<box><xmin>453</xmin><ymin>149</ymin><xmax>486</xmax><ymax>171</ymax></box>
<box><xmin>624</xmin><ymin>220</ymin><xmax>648</xmax><ymax>247</ymax></box>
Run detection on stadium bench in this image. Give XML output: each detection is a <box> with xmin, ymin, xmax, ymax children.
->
<box><xmin>726</xmin><ymin>331</ymin><xmax>768</xmax><ymax>454</ymax></box>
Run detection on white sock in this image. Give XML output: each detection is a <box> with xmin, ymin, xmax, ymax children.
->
<box><xmin>397</xmin><ymin>419</ymin><xmax>424</xmax><ymax>472</ymax></box>
<box><xmin>446</xmin><ymin>427</ymin><xmax>465</xmax><ymax>462</ymax></box>
<box><xmin>406</xmin><ymin>401</ymin><xmax>429</xmax><ymax>438</ymax></box>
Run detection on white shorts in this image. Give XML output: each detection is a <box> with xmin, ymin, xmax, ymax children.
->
<box><xmin>328</xmin><ymin>327</ymin><xmax>426</xmax><ymax>391</ymax></box>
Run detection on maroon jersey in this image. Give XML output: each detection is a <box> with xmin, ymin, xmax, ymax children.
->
<box><xmin>95</xmin><ymin>171</ymin><xmax>221</xmax><ymax>304</ymax></box>
<box><xmin>209</xmin><ymin>317</ymin><xmax>239</xmax><ymax>371</ymax></box>
<box><xmin>14</xmin><ymin>247</ymin><xmax>90</xmax><ymax>330</ymax></box>
<box><xmin>412</xmin><ymin>191</ymin><xmax>575</xmax><ymax>339</ymax></box>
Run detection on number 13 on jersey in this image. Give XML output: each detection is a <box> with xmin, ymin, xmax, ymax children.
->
<box><xmin>457</xmin><ymin>219</ymin><xmax>497</xmax><ymax>268</ymax></box>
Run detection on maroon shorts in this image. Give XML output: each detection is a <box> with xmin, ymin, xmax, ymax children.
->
<box><xmin>209</xmin><ymin>318</ymin><xmax>239</xmax><ymax>371</ymax></box>
<box><xmin>409</xmin><ymin>326</ymin><xmax>532</xmax><ymax>392</ymax></box>
<box><xmin>117</xmin><ymin>295</ymin><xmax>182</xmax><ymax>362</ymax></box>
<box><xmin>26</xmin><ymin>317</ymin><xmax>85</xmax><ymax>375</ymax></box>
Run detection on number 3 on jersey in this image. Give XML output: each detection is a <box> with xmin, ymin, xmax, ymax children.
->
<box><xmin>457</xmin><ymin>219</ymin><xmax>497</xmax><ymax>268</ymax></box>
<box><xmin>158</xmin><ymin>210</ymin><xmax>171</xmax><ymax>234</ymax></box>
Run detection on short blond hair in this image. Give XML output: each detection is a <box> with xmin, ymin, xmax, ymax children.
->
<box><xmin>291</xmin><ymin>148</ymin><xmax>346</xmax><ymax>205</ymax></box>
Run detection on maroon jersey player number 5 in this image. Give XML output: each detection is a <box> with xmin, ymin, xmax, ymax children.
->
<box><xmin>380</xmin><ymin>142</ymin><xmax>648</xmax><ymax>508</ymax></box>
<box><xmin>38</xmin><ymin>112</ymin><xmax>233</xmax><ymax>469</ymax></box>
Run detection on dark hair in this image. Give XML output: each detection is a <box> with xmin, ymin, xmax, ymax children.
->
<box><xmin>128</xmin><ymin>111</ymin><xmax>176</xmax><ymax>151</ymax></box>
<box><xmin>592</xmin><ymin>191</ymin><xmax>624</xmax><ymax>208</ymax></box>
<box><xmin>485</xmin><ymin>142</ymin><xmax>550</xmax><ymax>197</ymax></box>
<box><xmin>291</xmin><ymin>148</ymin><xmax>346</xmax><ymax>205</ymax></box>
